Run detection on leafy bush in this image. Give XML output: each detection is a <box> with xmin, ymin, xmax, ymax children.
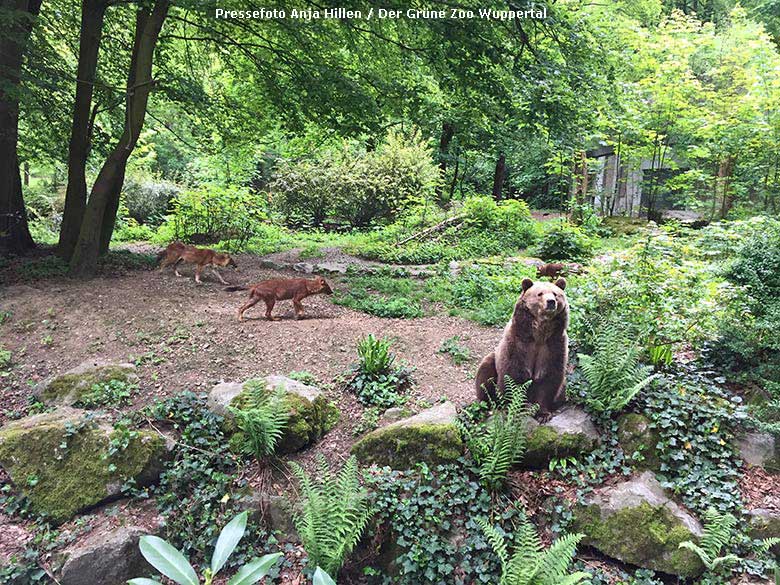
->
<box><xmin>346</xmin><ymin>334</ymin><xmax>414</xmax><ymax>408</ymax></box>
<box><xmin>536</xmin><ymin>220</ymin><xmax>593</xmax><ymax>262</ymax></box>
<box><xmin>466</xmin><ymin>378</ymin><xmax>536</xmax><ymax>490</ymax></box>
<box><xmin>123</xmin><ymin>178</ymin><xmax>181</xmax><ymax>225</ymax></box>
<box><xmin>166</xmin><ymin>185</ymin><xmax>267</xmax><ymax>248</ymax></box>
<box><xmin>112</xmin><ymin>218</ymin><xmax>156</xmax><ymax>242</ymax></box>
<box><xmin>271</xmin><ymin>131</ymin><xmax>437</xmax><ymax>229</ymax></box>
<box><xmin>130</xmin><ymin>511</ymin><xmax>282</xmax><ymax>585</ymax></box>
<box><xmin>478</xmin><ymin>513</ymin><xmax>589</xmax><ymax>585</ymax></box>
<box><xmin>289</xmin><ymin>455</ymin><xmax>373</xmax><ymax>576</ymax></box>
<box><xmin>333</xmin><ymin>274</ymin><xmax>425</xmax><ymax>318</ymax></box>
<box><xmin>678</xmin><ymin>509</ymin><xmax>740</xmax><ymax>574</ymax></box>
<box><xmin>74</xmin><ymin>379</ymin><xmax>137</xmax><ymax>409</ymax></box>
<box><xmin>578</xmin><ymin>321</ymin><xmax>658</xmax><ymax>414</ymax></box>
<box><xmin>228</xmin><ymin>382</ymin><xmax>289</xmax><ymax>458</ymax></box>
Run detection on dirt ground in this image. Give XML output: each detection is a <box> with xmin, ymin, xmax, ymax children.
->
<box><xmin>0</xmin><ymin>251</ymin><xmax>499</xmax><ymax>458</ymax></box>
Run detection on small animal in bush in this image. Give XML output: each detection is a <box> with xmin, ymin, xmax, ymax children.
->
<box><xmin>158</xmin><ymin>241</ymin><xmax>238</xmax><ymax>284</ymax></box>
<box><xmin>475</xmin><ymin>277</ymin><xmax>569</xmax><ymax>415</ymax></box>
<box><xmin>536</xmin><ymin>262</ymin><xmax>565</xmax><ymax>279</ymax></box>
<box><xmin>226</xmin><ymin>276</ymin><xmax>333</xmax><ymax>321</ymax></box>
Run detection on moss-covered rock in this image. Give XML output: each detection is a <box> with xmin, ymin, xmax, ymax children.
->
<box><xmin>747</xmin><ymin>509</ymin><xmax>780</xmax><ymax>555</ymax></box>
<box><xmin>352</xmin><ymin>402</ymin><xmax>462</xmax><ymax>469</ymax></box>
<box><xmin>617</xmin><ymin>413</ymin><xmax>662</xmax><ymax>471</ymax></box>
<box><xmin>572</xmin><ymin>472</ymin><xmax>704</xmax><ymax>577</ymax></box>
<box><xmin>0</xmin><ymin>408</ymin><xmax>168</xmax><ymax>523</ymax></box>
<box><xmin>36</xmin><ymin>359</ymin><xmax>137</xmax><ymax>407</ymax></box>
<box><xmin>522</xmin><ymin>406</ymin><xmax>600</xmax><ymax>469</ymax></box>
<box><xmin>210</xmin><ymin>376</ymin><xmax>339</xmax><ymax>455</ymax></box>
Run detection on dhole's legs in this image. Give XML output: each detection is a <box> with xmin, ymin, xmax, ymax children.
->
<box><xmin>237</xmin><ymin>292</ymin><xmax>263</xmax><ymax>322</ymax></box>
<box><xmin>293</xmin><ymin>297</ymin><xmax>305</xmax><ymax>320</ymax></box>
<box><xmin>264</xmin><ymin>297</ymin><xmax>277</xmax><ymax>320</ymax></box>
<box><xmin>174</xmin><ymin>258</ymin><xmax>184</xmax><ymax>277</ymax></box>
<box><xmin>158</xmin><ymin>255</ymin><xmax>175</xmax><ymax>271</ymax></box>
<box><xmin>194</xmin><ymin>265</ymin><xmax>203</xmax><ymax>284</ymax></box>
<box><xmin>211</xmin><ymin>267</ymin><xmax>228</xmax><ymax>285</ymax></box>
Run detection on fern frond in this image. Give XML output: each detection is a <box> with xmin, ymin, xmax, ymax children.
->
<box><xmin>477</xmin><ymin>518</ymin><xmax>510</xmax><ymax>569</ymax></box>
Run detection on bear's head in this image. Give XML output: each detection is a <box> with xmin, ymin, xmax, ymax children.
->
<box><xmin>518</xmin><ymin>277</ymin><xmax>568</xmax><ymax>321</ymax></box>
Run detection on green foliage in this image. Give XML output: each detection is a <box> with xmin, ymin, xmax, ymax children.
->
<box><xmin>165</xmin><ymin>185</ymin><xmax>267</xmax><ymax>248</ymax></box>
<box><xmin>478</xmin><ymin>514</ymin><xmax>589</xmax><ymax>585</ymax></box>
<box><xmin>437</xmin><ymin>336</ymin><xmax>471</xmax><ymax>365</ymax></box>
<box><xmin>346</xmin><ymin>335</ymin><xmax>413</xmax><ymax>408</ymax></box>
<box><xmin>449</xmin><ymin>263</ymin><xmax>534</xmax><ymax>326</ymax></box>
<box><xmin>332</xmin><ymin>274</ymin><xmax>424</xmax><ymax>319</ymax></box>
<box><xmin>578</xmin><ymin>321</ymin><xmax>658</xmax><ymax>414</ymax></box>
<box><xmin>0</xmin><ymin>346</ymin><xmax>11</xmax><ymax>370</ymax></box>
<box><xmin>228</xmin><ymin>383</ymin><xmax>289</xmax><ymax>458</ymax></box>
<box><xmin>271</xmin><ymin>132</ymin><xmax>437</xmax><ymax>229</ymax></box>
<box><xmin>313</xmin><ymin>567</ymin><xmax>337</xmax><ymax>585</ymax></box>
<box><xmin>130</xmin><ymin>511</ymin><xmax>282</xmax><ymax>585</ymax></box>
<box><xmin>287</xmin><ymin>370</ymin><xmax>318</xmax><ymax>386</ymax></box>
<box><xmin>678</xmin><ymin>508</ymin><xmax>740</xmax><ymax>574</ymax></box>
<box><xmin>366</xmin><ymin>462</ymin><xmax>522</xmax><ymax>585</ymax></box>
<box><xmin>289</xmin><ymin>455</ymin><xmax>373</xmax><ymax>576</ymax></box>
<box><xmin>537</xmin><ymin>221</ymin><xmax>594</xmax><ymax>262</ymax></box>
<box><xmin>466</xmin><ymin>378</ymin><xmax>536</xmax><ymax>490</ymax></box>
<box><xmin>73</xmin><ymin>378</ymin><xmax>137</xmax><ymax>409</ymax></box>
<box><xmin>123</xmin><ymin>177</ymin><xmax>180</xmax><ymax>225</ymax></box>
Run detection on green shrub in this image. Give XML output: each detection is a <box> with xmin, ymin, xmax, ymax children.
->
<box><xmin>228</xmin><ymin>383</ymin><xmax>289</xmax><ymax>458</ymax></box>
<box><xmin>465</xmin><ymin>378</ymin><xmax>536</xmax><ymax>490</ymax></box>
<box><xmin>74</xmin><ymin>379</ymin><xmax>137</xmax><ymax>409</ymax></box>
<box><xmin>346</xmin><ymin>334</ymin><xmax>413</xmax><ymax>408</ymax></box>
<box><xmin>112</xmin><ymin>219</ymin><xmax>156</xmax><ymax>242</ymax></box>
<box><xmin>289</xmin><ymin>455</ymin><xmax>373</xmax><ymax>576</ymax></box>
<box><xmin>578</xmin><ymin>321</ymin><xmax>658</xmax><ymax>415</ymax></box>
<box><xmin>333</xmin><ymin>274</ymin><xmax>425</xmax><ymax>318</ymax></box>
<box><xmin>478</xmin><ymin>513</ymin><xmax>589</xmax><ymax>585</ymax></box>
<box><xmin>536</xmin><ymin>220</ymin><xmax>593</xmax><ymax>262</ymax></box>
<box><xmin>123</xmin><ymin>178</ymin><xmax>180</xmax><ymax>225</ymax></box>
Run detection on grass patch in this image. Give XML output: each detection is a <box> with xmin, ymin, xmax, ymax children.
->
<box><xmin>333</xmin><ymin>273</ymin><xmax>426</xmax><ymax>318</ymax></box>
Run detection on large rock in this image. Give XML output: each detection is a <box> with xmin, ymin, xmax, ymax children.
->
<box><xmin>35</xmin><ymin>359</ymin><xmax>137</xmax><ymax>407</ymax></box>
<box><xmin>352</xmin><ymin>402</ymin><xmax>462</xmax><ymax>469</ymax></box>
<box><xmin>56</xmin><ymin>524</ymin><xmax>158</xmax><ymax>585</ymax></box>
<box><xmin>738</xmin><ymin>432</ymin><xmax>779</xmax><ymax>472</ymax></box>
<box><xmin>573</xmin><ymin>472</ymin><xmax>704</xmax><ymax>577</ymax></box>
<box><xmin>236</xmin><ymin>490</ymin><xmax>298</xmax><ymax>541</ymax></box>
<box><xmin>747</xmin><ymin>508</ymin><xmax>780</xmax><ymax>555</ymax></box>
<box><xmin>617</xmin><ymin>413</ymin><xmax>662</xmax><ymax>471</ymax></box>
<box><xmin>523</xmin><ymin>406</ymin><xmax>600</xmax><ymax>469</ymax></box>
<box><xmin>209</xmin><ymin>376</ymin><xmax>339</xmax><ymax>455</ymax></box>
<box><xmin>0</xmin><ymin>408</ymin><xmax>169</xmax><ymax>523</ymax></box>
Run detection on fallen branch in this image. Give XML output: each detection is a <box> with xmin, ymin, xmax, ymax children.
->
<box><xmin>395</xmin><ymin>215</ymin><xmax>464</xmax><ymax>247</ymax></box>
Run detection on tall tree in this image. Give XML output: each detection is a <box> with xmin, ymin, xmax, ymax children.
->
<box><xmin>69</xmin><ymin>0</ymin><xmax>169</xmax><ymax>276</ymax></box>
<box><xmin>57</xmin><ymin>0</ymin><xmax>108</xmax><ymax>260</ymax></box>
<box><xmin>0</xmin><ymin>0</ymin><xmax>42</xmax><ymax>254</ymax></box>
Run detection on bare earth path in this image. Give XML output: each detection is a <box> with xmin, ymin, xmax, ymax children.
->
<box><xmin>0</xmin><ymin>253</ymin><xmax>500</xmax><ymax>466</ymax></box>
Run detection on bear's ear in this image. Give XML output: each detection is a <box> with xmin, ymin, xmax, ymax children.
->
<box><xmin>555</xmin><ymin>277</ymin><xmax>567</xmax><ymax>291</ymax></box>
<box><xmin>521</xmin><ymin>278</ymin><xmax>534</xmax><ymax>293</ymax></box>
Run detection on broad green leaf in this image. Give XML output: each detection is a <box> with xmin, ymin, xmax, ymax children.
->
<box><xmin>211</xmin><ymin>511</ymin><xmax>248</xmax><ymax>575</ymax></box>
<box><xmin>127</xmin><ymin>580</ymin><xmax>165</xmax><ymax>585</ymax></box>
<box><xmin>313</xmin><ymin>567</ymin><xmax>337</xmax><ymax>585</ymax></box>
<box><xmin>227</xmin><ymin>553</ymin><xmax>283</xmax><ymax>585</ymax></box>
<box><xmin>138</xmin><ymin>535</ymin><xmax>198</xmax><ymax>585</ymax></box>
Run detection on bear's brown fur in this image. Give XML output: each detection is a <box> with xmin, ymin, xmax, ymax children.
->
<box><xmin>475</xmin><ymin>277</ymin><xmax>569</xmax><ymax>415</ymax></box>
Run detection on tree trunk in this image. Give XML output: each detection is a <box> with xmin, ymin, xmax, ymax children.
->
<box><xmin>492</xmin><ymin>152</ymin><xmax>506</xmax><ymax>201</ymax></box>
<box><xmin>448</xmin><ymin>149</ymin><xmax>459</xmax><ymax>202</ymax></box>
<box><xmin>718</xmin><ymin>156</ymin><xmax>735</xmax><ymax>219</ymax></box>
<box><xmin>69</xmin><ymin>0</ymin><xmax>169</xmax><ymax>277</ymax></box>
<box><xmin>0</xmin><ymin>0</ymin><xmax>42</xmax><ymax>255</ymax></box>
<box><xmin>435</xmin><ymin>122</ymin><xmax>454</xmax><ymax>203</ymax></box>
<box><xmin>23</xmin><ymin>162</ymin><xmax>30</xmax><ymax>186</ymax></box>
<box><xmin>58</xmin><ymin>0</ymin><xmax>107</xmax><ymax>260</ymax></box>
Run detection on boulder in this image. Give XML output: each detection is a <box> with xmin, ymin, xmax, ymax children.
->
<box><xmin>56</xmin><ymin>524</ymin><xmax>158</xmax><ymax>585</ymax></box>
<box><xmin>747</xmin><ymin>508</ymin><xmax>780</xmax><ymax>555</ymax></box>
<box><xmin>236</xmin><ymin>490</ymin><xmax>298</xmax><ymax>541</ymax></box>
<box><xmin>209</xmin><ymin>376</ymin><xmax>339</xmax><ymax>455</ymax></box>
<box><xmin>352</xmin><ymin>402</ymin><xmax>462</xmax><ymax>469</ymax></box>
<box><xmin>523</xmin><ymin>406</ymin><xmax>600</xmax><ymax>469</ymax></box>
<box><xmin>738</xmin><ymin>432</ymin><xmax>779</xmax><ymax>472</ymax></box>
<box><xmin>617</xmin><ymin>413</ymin><xmax>662</xmax><ymax>470</ymax></box>
<box><xmin>0</xmin><ymin>408</ymin><xmax>169</xmax><ymax>523</ymax></box>
<box><xmin>573</xmin><ymin>471</ymin><xmax>704</xmax><ymax>577</ymax></box>
<box><xmin>35</xmin><ymin>359</ymin><xmax>137</xmax><ymax>407</ymax></box>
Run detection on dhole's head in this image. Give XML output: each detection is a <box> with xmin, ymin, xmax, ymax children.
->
<box><xmin>518</xmin><ymin>277</ymin><xmax>567</xmax><ymax>319</ymax></box>
<box><xmin>216</xmin><ymin>253</ymin><xmax>238</xmax><ymax>270</ymax></box>
<box><xmin>315</xmin><ymin>276</ymin><xmax>333</xmax><ymax>295</ymax></box>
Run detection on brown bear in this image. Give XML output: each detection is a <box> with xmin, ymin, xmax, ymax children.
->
<box><xmin>475</xmin><ymin>277</ymin><xmax>569</xmax><ymax>415</ymax></box>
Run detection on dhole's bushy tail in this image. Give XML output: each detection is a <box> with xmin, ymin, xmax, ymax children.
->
<box><xmin>224</xmin><ymin>285</ymin><xmax>249</xmax><ymax>292</ymax></box>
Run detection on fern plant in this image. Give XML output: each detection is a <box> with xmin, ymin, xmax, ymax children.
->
<box><xmin>468</xmin><ymin>377</ymin><xmax>536</xmax><ymax>490</ymax></box>
<box><xmin>229</xmin><ymin>381</ymin><xmax>289</xmax><ymax>458</ymax></box>
<box><xmin>478</xmin><ymin>513</ymin><xmax>590</xmax><ymax>585</ymax></box>
<box><xmin>289</xmin><ymin>455</ymin><xmax>374</xmax><ymax>576</ymax></box>
<box><xmin>678</xmin><ymin>508</ymin><xmax>740</xmax><ymax>572</ymax></box>
<box><xmin>578</xmin><ymin>321</ymin><xmax>658</xmax><ymax>414</ymax></box>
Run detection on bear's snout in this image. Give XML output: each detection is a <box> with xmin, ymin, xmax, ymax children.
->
<box><xmin>545</xmin><ymin>298</ymin><xmax>557</xmax><ymax>311</ymax></box>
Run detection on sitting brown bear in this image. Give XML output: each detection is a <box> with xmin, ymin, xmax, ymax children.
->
<box><xmin>475</xmin><ymin>277</ymin><xmax>569</xmax><ymax>415</ymax></box>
